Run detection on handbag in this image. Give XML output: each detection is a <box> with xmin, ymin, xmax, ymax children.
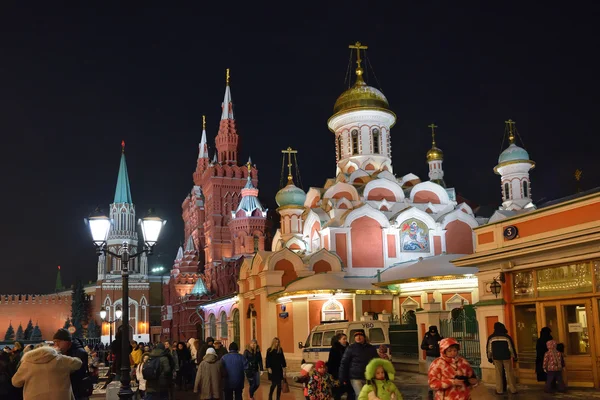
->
<box><xmin>281</xmin><ymin>376</ymin><xmax>290</xmax><ymax>393</ymax></box>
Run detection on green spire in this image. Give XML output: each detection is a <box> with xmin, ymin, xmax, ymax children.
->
<box><xmin>114</xmin><ymin>140</ymin><xmax>133</xmax><ymax>204</ymax></box>
<box><xmin>55</xmin><ymin>265</ymin><xmax>63</xmax><ymax>292</ymax></box>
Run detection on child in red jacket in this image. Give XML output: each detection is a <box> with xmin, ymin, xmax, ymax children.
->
<box><xmin>543</xmin><ymin>340</ymin><xmax>566</xmax><ymax>393</ymax></box>
<box><xmin>428</xmin><ymin>338</ymin><xmax>477</xmax><ymax>400</ymax></box>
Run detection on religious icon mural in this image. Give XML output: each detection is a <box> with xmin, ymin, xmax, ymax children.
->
<box><xmin>401</xmin><ymin>219</ymin><xmax>430</xmax><ymax>252</ymax></box>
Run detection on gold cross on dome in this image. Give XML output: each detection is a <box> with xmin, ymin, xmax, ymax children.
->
<box><xmin>349</xmin><ymin>41</ymin><xmax>368</xmax><ymax>69</ymax></box>
<box><xmin>428</xmin><ymin>123</ymin><xmax>438</xmax><ymax>145</ymax></box>
<box><xmin>504</xmin><ymin>119</ymin><xmax>516</xmax><ymax>143</ymax></box>
<box><xmin>281</xmin><ymin>147</ymin><xmax>298</xmax><ymax>182</ymax></box>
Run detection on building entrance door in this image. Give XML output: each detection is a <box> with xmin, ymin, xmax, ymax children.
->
<box><xmin>540</xmin><ymin>299</ymin><xmax>596</xmax><ymax>388</ymax></box>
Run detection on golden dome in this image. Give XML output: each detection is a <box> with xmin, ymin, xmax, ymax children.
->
<box><xmin>333</xmin><ymin>79</ymin><xmax>389</xmax><ymax>114</ymax></box>
<box><xmin>427</xmin><ymin>146</ymin><xmax>444</xmax><ymax>162</ymax></box>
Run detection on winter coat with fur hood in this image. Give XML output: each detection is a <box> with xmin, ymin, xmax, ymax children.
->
<box><xmin>12</xmin><ymin>346</ymin><xmax>82</xmax><ymax>400</ymax></box>
<box><xmin>358</xmin><ymin>359</ymin><xmax>403</xmax><ymax>400</ymax></box>
<box><xmin>428</xmin><ymin>338</ymin><xmax>475</xmax><ymax>400</ymax></box>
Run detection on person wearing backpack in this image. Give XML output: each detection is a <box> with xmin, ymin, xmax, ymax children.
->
<box><xmin>144</xmin><ymin>343</ymin><xmax>173</xmax><ymax>400</ymax></box>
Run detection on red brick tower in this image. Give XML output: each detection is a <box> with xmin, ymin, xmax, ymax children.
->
<box><xmin>215</xmin><ymin>68</ymin><xmax>239</xmax><ymax>165</ymax></box>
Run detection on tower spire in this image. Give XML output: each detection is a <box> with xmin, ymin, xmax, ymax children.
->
<box><xmin>199</xmin><ymin>115</ymin><xmax>209</xmax><ymax>159</ymax></box>
<box><xmin>114</xmin><ymin>141</ymin><xmax>133</xmax><ymax>204</ymax></box>
<box><xmin>221</xmin><ymin>68</ymin><xmax>234</xmax><ymax>120</ymax></box>
<box><xmin>426</xmin><ymin>123</ymin><xmax>445</xmax><ymax>187</ymax></box>
<box><xmin>55</xmin><ymin>265</ymin><xmax>63</xmax><ymax>292</ymax></box>
<box><xmin>349</xmin><ymin>41</ymin><xmax>368</xmax><ymax>85</ymax></box>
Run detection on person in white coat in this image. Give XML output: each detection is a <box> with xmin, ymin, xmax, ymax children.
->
<box><xmin>135</xmin><ymin>353</ymin><xmax>150</xmax><ymax>398</ymax></box>
<box><xmin>12</xmin><ymin>344</ymin><xmax>82</xmax><ymax>400</ymax></box>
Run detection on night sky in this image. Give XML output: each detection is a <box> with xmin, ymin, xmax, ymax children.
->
<box><xmin>1</xmin><ymin>3</ymin><xmax>598</xmax><ymax>293</ymax></box>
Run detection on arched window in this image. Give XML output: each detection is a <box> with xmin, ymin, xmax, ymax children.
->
<box><xmin>372</xmin><ymin>128</ymin><xmax>380</xmax><ymax>154</ymax></box>
<box><xmin>337</xmin><ymin>135</ymin><xmax>342</xmax><ymax>160</ymax></box>
<box><xmin>232</xmin><ymin>309</ymin><xmax>240</xmax><ymax>345</ymax></box>
<box><xmin>522</xmin><ymin>180</ymin><xmax>529</xmax><ymax>198</ymax></box>
<box><xmin>209</xmin><ymin>314</ymin><xmax>217</xmax><ymax>338</ymax></box>
<box><xmin>253</xmin><ymin>236</ymin><xmax>259</xmax><ymax>252</ymax></box>
<box><xmin>321</xmin><ymin>299</ymin><xmax>344</xmax><ymax>321</ymax></box>
<box><xmin>351</xmin><ymin>129</ymin><xmax>359</xmax><ymax>155</ymax></box>
<box><xmin>220</xmin><ymin>312</ymin><xmax>228</xmax><ymax>338</ymax></box>
<box><xmin>503</xmin><ymin>182</ymin><xmax>510</xmax><ymax>200</ymax></box>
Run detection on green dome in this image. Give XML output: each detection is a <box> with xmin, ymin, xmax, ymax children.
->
<box><xmin>498</xmin><ymin>143</ymin><xmax>530</xmax><ymax>164</ymax></box>
<box><xmin>276</xmin><ymin>182</ymin><xmax>306</xmax><ymax>207</ymax></box>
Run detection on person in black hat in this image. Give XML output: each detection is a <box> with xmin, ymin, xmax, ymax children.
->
<box><xmin>53</xmin><ymin>328</ymin><xmax>89</xmax><ymax>400</ymax></box>
<box><xmin>338</xmin><ymin>329</ymin><xmax>378</xmax><ymax>396</ymax></box>
<box><xmin>421</xmin><ymin>325</ymin><xmax>443</xmax><ymax>400</ymax></box>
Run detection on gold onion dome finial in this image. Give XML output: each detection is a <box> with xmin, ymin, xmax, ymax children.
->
<box><xmin>202</xmin><ymin>115</ymin><xmax>206</xmax><ymax>130</ymax></box>
<box><xmin>226</xmin><ymin>68</ymin><xmax>230</xmax><ymax>85</ymax></box>
<box><xmin>332</xmin><ymin>41</ymin><xmax>390</xmax><ymax>114</ymax></box>
<box><xmin>426</xmin><ymin>123</ymin><xmax>443</xmax><ymax>162</ymax></box>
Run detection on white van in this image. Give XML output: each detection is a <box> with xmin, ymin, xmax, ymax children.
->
<box><xmin>299</xmin><ymin>320</ymin><xmax>391</xmax><ymax>364</ymax></box>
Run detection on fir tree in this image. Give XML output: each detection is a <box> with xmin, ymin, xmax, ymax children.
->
<box><xmin>63</xmin><ymin>318</ymin><xmax>71</xmax><ymax>329</ymax></box>
<box><xmin>31</xmin><ymin>324</ymin><xmax>42</xmax><ymax>341</ymax></box>
<box><xmin>4</xmin><ymin>322</ymin><xmax>15</xmax><ymax>341</ymax></box>
<box><xmin>24</xmin><ymin>319</ymin><xmax>34</xmax><ymax>340</ymax></box>
<box><xmin>15</xmin><ymin>323</ymin><xmax>24</xmax><ymax>341</ymax></box>
<box><xmin>73</xmin><ymin>319</ymin><xmax>83</xmax><ymax>339</ymax></box>
<box><xmin>87</xmin><ymin>319</ymin><xmax>99</xmax><ymax>339</ymax></box>
<box><xmin>71</xmin><ymin>279</ymin><xmax>88</xmax><ymax>338</ymax></box>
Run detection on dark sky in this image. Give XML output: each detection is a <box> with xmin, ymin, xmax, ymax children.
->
<box><xmin>1</xmin><ymin>3</ymin><xmax>599</xmax><ymax>293</ymax></box>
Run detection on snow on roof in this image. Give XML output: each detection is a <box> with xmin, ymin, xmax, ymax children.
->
<box><xmin>378</xmin><ymin>254</ymin><xmax>478</xmax><ymax>284</ymax></box>
<box><xmin>284</xmin><ymin>273</ymin><xmax>379</xmax><ymax>292</ymax></box>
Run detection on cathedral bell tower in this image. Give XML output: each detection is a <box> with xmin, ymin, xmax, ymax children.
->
<box><xmin>494</xmin><ymin>119</ymin><xmax>536</xmax><ymax>211</ymax></box>
<box><xmin>327</xmin><ymin>42</ymin><xmax>397</xmax><ymax>177</ymax></box>
<box><xmin>426</xmin><ymin>123</ymin><xmax>446</xmax><ymax>187</ymax></box>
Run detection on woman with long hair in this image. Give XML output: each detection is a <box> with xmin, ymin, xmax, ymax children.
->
<box><xmin>243</xmin><ymin>339</ymin><xmax>264</xmax><ymax>400</ymax></box>
<box><xmin>328</xmin><ymin>333</ymin><xmax>352</xmax><ymax>400</ymax></box>
<box><xmin>266</xmin><ymin>337</ymin><xmax>287</xmax><ymax>400</ymax></box>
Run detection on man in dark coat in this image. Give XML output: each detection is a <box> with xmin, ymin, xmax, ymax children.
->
<box><xmin>221</xmin><ymin>342</ymin><xmax>248</xmax><ymax>400</ymax></box>
<box><xmin>420</xmin><ymin>325</ymin><xmax>443</xmax><ymax>400</ymax></box>
<box><xmin>53</xmin><ymin>328</ymin><xmax>90</xmax><ymax>400</ymax></box>
<box><xmin>486</xmin><ymin>322</ymin><xmax>518</xmax><ymax>395</ymax></box>
<box><xmin>145</xmin><ymin>343</ymin><xmax>174</xmax><ymax>399</ymax></box>
<box><xmin>338</xmin><ymin>330</ymin><xmax>378</xmax><ymax>396</ymax></box>
<box><xmin>213</xmin><ymin>340</ymin><xmax>228</xmax><ymax>360</ymax></box>
<box><xmin>197</xmin><ymin>337</ymin><xmax>214</xmax><ymax>364</ymax></box>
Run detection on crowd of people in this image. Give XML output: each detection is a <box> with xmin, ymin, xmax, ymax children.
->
<box><xmin>0</xmin><ymin>322</ymin><xmax>569</xmax><ymax>399</ymax></box>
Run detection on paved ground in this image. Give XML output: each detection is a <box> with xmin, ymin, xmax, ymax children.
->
<box><xmin>93</xmin><ymin>372</ymin><xmax>600</xmax><ymax>399</ymax></box>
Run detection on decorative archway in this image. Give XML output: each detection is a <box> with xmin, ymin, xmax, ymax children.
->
<box><xmin>322</xmin><ymin>299</ymin><xmax>345</xmax><ymax>321</ymax></box>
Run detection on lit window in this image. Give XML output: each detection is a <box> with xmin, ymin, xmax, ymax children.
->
<box><xmin>351</xmin><ymin>129</ymin><xmax>359</xmax><ymax>155</ymax></box>
<box><xmin>372</xmin><ymin>129</ymin><xmax>380</xmax><ymax>154</ymax></box>
<box><xmin>504</xmin><ymin>182</ymin><xmax>510</xmax><ymax>200</ymax></box>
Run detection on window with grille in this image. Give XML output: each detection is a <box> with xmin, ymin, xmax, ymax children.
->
<box><xmin>372</xmin><ymin>129</ymin><xmax>380</xmax><ymax>154</ymax></box>
<box><xmin>351</xmin><ymin>129</ymin><xmax>359</xmax><ymax>155</ymax></box>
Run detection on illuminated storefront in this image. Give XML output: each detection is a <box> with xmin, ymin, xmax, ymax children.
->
<box><xmin>454</xmin><ymin>190</ymin><xmax>600</xmax><ymax>388</ymax></box>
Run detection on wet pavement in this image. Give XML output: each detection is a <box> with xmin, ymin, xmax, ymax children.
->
<box><xmin>94</xmin><ymin>371</ymin><xmax>600</xmax><ymax>399</ymax></box>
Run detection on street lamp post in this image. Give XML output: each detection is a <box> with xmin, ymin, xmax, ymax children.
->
<box><xmin>86</xmin><ymin>208</ymin><xmax>165</xmax><ymax>400</ymax></box>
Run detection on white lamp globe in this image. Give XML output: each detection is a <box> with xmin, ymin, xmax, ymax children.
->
<box><xmin>115</xmin><ymin>308</ymin><xmax>123</xmax><ymax>320</ymax></box>
<box><xmin>86</xmin><ymin>209</ymin><xmax>112</xmax><ymax>245</ymax></box>
<box><xmin>139</xmin><ymin>210</ymin><xmax>166</xmax><ymax>246</ymax></box>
